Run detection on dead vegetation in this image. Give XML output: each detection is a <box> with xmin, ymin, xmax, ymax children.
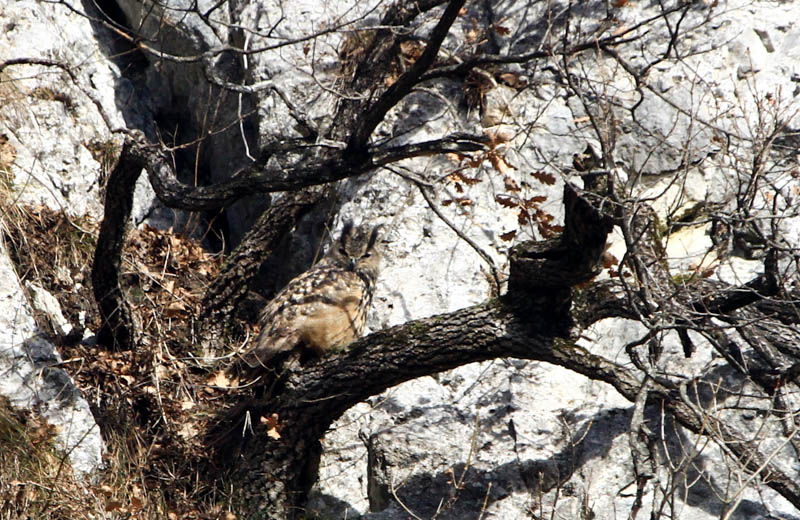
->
<box><xmin>0</xmin><ymin>205</ymin><xmax>248</xmax><ymax>519</ymax></box>
<box><xmin>0</xmin><ymin>397</ymin><xmax>100</xmax><ymax>520</ymax></box>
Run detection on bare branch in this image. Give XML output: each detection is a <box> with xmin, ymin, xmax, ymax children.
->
<box><xmin>347</xmin><ymin>0</ymin><xmax>467</xmax><ymax>151</ymax></box>
<box><xmin>91</xmin><ymin>139</ymin><xmax>145</xmax><ymax>350</ymax></box>
<box><xmin>136</xmin><ymin>131</ymin><xmax>489</xmax><ymax>211</ymax></box>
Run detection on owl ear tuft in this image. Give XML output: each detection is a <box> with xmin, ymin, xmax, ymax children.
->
<box><xmin>339</xmin><ymin>220</ymin><xmax>355</xmax><ymax>246</ymax></box>
<box><xmin>367</xmin><ymin>225</ymin><xmax>382</xmax><ymax>250</ymax></box>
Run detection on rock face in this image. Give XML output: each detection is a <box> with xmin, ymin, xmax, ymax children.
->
<box><xmin>2</xmin><ymin>0</ymin><xmax>800</xmax><ymax>517</ymax></box>
<box><xmin>0</xmin><ymin>0</ymin><xmax>134</xmax><ymax>478</ymax></box>
<box><xmin>0</xmin><ymin>241</ymin><xmax>103</xmax><ymax>477</ymax></box>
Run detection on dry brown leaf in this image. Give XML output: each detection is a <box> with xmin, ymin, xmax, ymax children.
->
<box><xmin>132</xmin><ymin>484</ymin><xmax>144</xmax><ymax>497</ymax></box>
<box><xmin>493</xmin><ymin>25</ymin><xmax>511</xmax><ymax>36</ymax></box>
<box><xmin>400</xmin><ymin>40</ymin><xmax>424</xmax><ymax>61</ymax></box>
<box><xmin>447</xmin><ymin>172</ymin><xmax>464</xmax><ymax>183</ymax></box>
<box><xmin>484</xmin><ymin>126</ymin><xmax>514</xmax><ymax>144</ymax></box>
<box><xmin>498</xmin><ymin>72</ymin><xmax>528</xmax><ymax>89</ymax></box>
<box><xmin>155</xmin><ymin>364</ymin><xmax>170</xmax><ymax>380</ymax></box>
<box><xmin>531</xmin><ymin>171</ymin><xmax>556</xmax><ymax>185</ymax></box>
<box><xmin>499</xmin><ymin>230</ymin><xmax>517</xmax><ymax>241</ymax></box>
<box><xmin>504</xmin><ymin>176</ymin><xmax>521</xmax><ymax>192</ymax></box>
<box><xmin>207</xmin><ymin>371</ymin><xmax>232</xmax><ymax>388</ymax></box>
<box><xmin>496</xmin><ymin>195</ymin><xmax>517</xmax><ymax>208</ymax></box>
<box><xmin>445</xmin><ymin>152</ymin><xmax>463</xmax><ymax>164</ymax></box>
<box><xmin>130</xmin><ymin>495</ymin><xmax>144</xmax><ymax>511</ymax></box>
<box><xmin>164</xmin><ymin>300</ymin><xmax>187</xmax><ymax>317</ymax></box>
<box><xmin>465</xmin><ymin>18</ymin><xmax>481</xmax><ymax>43</ymax></box>
<box><xmin>518</xmin><ymin>208</ymin><xmax>531</xmax><ymax>225</ymax></box>
<box><xmin>489</xmin><ymin>152</ymin><xmax>514</xmax><ymax>174</ymax></box>
<box><xmin>178</xmin><ymin>422</ymin><xmax>198</xmax><ymax>441</ymax></box>
<box><xmin>261</xmin><ymin>413</ymin><xmax>282</xmax><ymax>440</ymax></box>
<box><xmin>602</xmin><ymin>252</ymin><xmax>619</xmax><ymax>268</ymax></box>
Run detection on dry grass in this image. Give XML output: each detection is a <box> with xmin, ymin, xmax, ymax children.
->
<box><xmin>0</xmin><ymin>204</ymin><xmax>246</xmax><ymax>519</ymax></box>
<box><xmin>0</xmin><ymin>133</ymin><xmax>15</xmax><ymax>193</ymax></box>
<box><xmin>0</xmin><ymin>398</ymin><xmax>100</xmax><ymax>519</ymax></box>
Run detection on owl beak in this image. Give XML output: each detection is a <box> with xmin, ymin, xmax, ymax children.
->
<box><xmin>348</xmin><ymin>258</ymin><xmax>357</xmax><ymax>271</ymax></box>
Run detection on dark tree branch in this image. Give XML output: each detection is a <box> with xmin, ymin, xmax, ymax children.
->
<box><xmin>200</xmin><ymin>186</ymin><xmax>334</xmax><ymax>325</ymax></box>
<box><xmin>226</xmin><ymin>284</ymin><xmax>800</xmax><ymax>516</ymax></box>
<box><xmin>346</xmin><ymin>0</ymin><xmax>467</xmax><ymax>152</ymax></box>
<box><xmin>509</xmin><ymin>183</ymin><xmax>614</xmax><ymax>293</ymax></box>
<box><xmin>415</xmin><ymin>2</ymin><xmax>690</xmax><ymax>85</ymax></box>
<box><xmin>328</xmin><ymin>0</ymin><xmax>449</xmax><ymax>141</ymax></box>
<box><xmin>130</xmin><ymin>131</ymin><xmax>487</xmax><ymax>211</ymax></box>
<box><xmin>91</xmin><ymin>139</ymin><xmax>144</xmax><ymax>350</ymax></box>
<box><xmin>693</xmin><ymin>272</ymin><xmax>780</xmax><ymax>317</ymax></box>
<box><xmin>292</xmin><ymin>299</ymin><xmax>800</xmax><ymax>512</ymax></box>
<box><xmin>370</xmin><ymin>132</ymin><xmax>490</xmax><ymax>165</ymax></box>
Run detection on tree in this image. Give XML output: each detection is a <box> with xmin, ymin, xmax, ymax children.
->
<box><xmin>5</xmin><ymin>0</ymin><xmax>800</xmax><ymax>518</ymax></box>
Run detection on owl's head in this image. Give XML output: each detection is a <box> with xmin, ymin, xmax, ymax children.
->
<box><xmin>327</xmin><ymin>221</ymin><xmax>382</xmax><ymax>281</ymax></box>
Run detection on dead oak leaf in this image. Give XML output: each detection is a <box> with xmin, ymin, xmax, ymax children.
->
<box><xmin>207</xmin><ymin>371</ymin><xmax>233</xmax><ymax>388</ymax></box>
<box><xmin>260</xmin><ymin>413</ymin><xmax>282</xmax><ymax>440</ymax></box>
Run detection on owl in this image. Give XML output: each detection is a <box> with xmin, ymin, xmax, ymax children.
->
<box><xmin>241</xmin><ymin>221</ymin><xmax>382</xmax><ymax>371</ymax></box>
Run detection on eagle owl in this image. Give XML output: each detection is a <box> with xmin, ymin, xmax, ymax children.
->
<box><xmin>242</xmin><ymin>222</ymin><xmax>381</xmax><ymax>370</ymax></box>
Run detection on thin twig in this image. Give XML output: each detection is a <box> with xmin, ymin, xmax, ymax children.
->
<box><xmin>402</xmin><ymin>170</ymin><xmax>502</xmax><ymax>294</ymax></box>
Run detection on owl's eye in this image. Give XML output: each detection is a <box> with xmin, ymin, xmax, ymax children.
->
<box><xmin>362</xmin><ymin>252</ymin><xmax>371</xmax><ymax>258</ymax></box>
<box><xmin>339</xmin><ymin>247</ymin><xmax>347</xmax><ymax>255</ymax></box>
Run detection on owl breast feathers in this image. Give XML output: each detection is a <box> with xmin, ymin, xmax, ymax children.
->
<box><xmin>242</xmin><ymin>222</ymin><xmax>381</xmax><ymax>370</ymax></box>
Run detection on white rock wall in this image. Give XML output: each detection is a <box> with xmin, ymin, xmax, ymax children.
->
<box><xmin>2</xmin><ymin>0</ymin><xmax>800</xmax><ymax>516</ymax></box>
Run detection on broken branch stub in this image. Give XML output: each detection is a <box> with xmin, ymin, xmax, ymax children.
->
<box><xmin>509</xmin><ymin>182</ymin><xmax>614</xmax><ymax>295</ymax></box>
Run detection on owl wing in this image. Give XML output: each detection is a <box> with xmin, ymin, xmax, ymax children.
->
<box><xmin>241</xmin><ymin>267</ymin><xmax>367</xmax><ymax>369</ymax></box>
<box><xmin>241</xmin><ymin>270</ymin><xmax>319</xmax><ymax>369</ymax></box>
<box><xmin>295</xmin><ymin>270</ymin><xmax>366</xmax><ymax>353</ymax></box>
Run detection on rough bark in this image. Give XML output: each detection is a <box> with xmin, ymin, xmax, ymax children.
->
<box><xmin>200</xmin><ymin>186</ymin><xmax>334</xmax><ymax>325</ymax></box>
<box><xmin>208</xmin><ymin>173</ymin><xmax>800</xmax><ymax>518</ymax></box>
<box><xmin>215</xmin><ymin>180</ymin><xmax>615</xmax><ymax>517</ymax></box>
<box><xmin>92</xmin><ymin>138</ymin><xmax>144</xmax><ymax>350</ymax></box>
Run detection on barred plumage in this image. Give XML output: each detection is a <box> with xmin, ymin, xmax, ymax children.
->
<box><xmin>242</xmin><ymin>222</ymin><xmax>381</xmax><ymax>370</ymax></box>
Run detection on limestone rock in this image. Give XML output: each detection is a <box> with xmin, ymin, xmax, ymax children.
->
<box><xmin>0</xmin><ymin>241</ymin><xmax>103</xmax><ymax>477</ymax></box>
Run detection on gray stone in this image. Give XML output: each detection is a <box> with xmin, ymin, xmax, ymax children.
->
<box><xmin>0</xmin><ymin>242</ymin><xmax>103</xmax><ymax>478</ymax></box>
<box><xmin>25</xmin><ymin>282</ymin><xmax>73</xmax><ymax>338</ymax></box>
<box><xmin>4</xmin><ymin>0</ymin><xmax>800</xmax><ymax>516</ymax></box>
